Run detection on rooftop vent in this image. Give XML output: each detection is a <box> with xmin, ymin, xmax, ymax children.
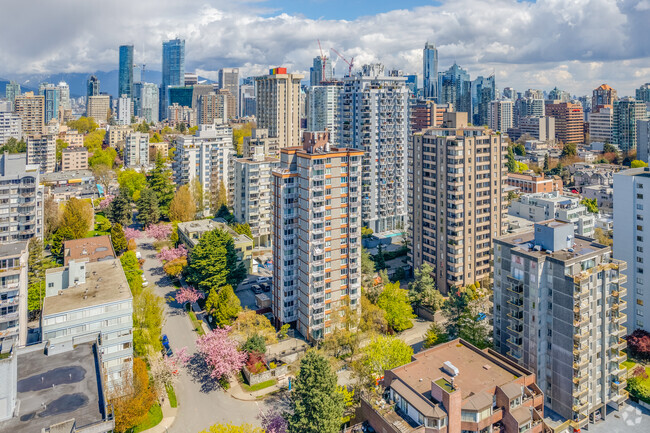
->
<box><xmin>443</xmin><ymin>361</ymin><xmax>459</xmax><ymax>377</ymax></box>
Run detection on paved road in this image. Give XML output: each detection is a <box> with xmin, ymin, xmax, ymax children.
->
<box><xmin>136</xmin><ymin>238</ymin><xmax>287</xmax><ymax>432</ymax></box>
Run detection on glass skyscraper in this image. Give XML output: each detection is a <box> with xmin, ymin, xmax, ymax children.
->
<box><xmin>119</xmin><ymin>45</ymin><xmax>134</xmax><ymax>98</ymax></box>
<box><xmin>39</xmin><ymin>83</ymin><xmax>60</xmax><ymax>124</ymax></box>
<box><xmin>87</xmin><ymin>75</ymin><xmax>100</xmax><ymax>99</ymax></box>
<box><xmin>438</xmin><ymin>63</ymin><xmax>471</xmax><ymax>113</ymax></box>
<box><xmin>423</xmin><ymin>42</ymin><xmax>438</xmax><ymax>100</ymax></box>
<box><xmin>160</xmin><ymin>38</ymin><xmax>185</xmax><ymax>120</ymax></box>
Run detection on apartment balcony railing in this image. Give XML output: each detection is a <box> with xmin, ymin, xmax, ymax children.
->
<box><xmin>0</xmin><ymin>311</ymin><xmax>19</xmax><ymax>323</ymax></box>
<box><xmin>573</xmin><ymin>373</ymin><xmax>588</xmax><ymax>386</ymax></box>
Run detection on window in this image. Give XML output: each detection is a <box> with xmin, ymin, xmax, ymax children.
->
<box><xmin>638</xmin><ymin>299</ymin><xmax>644</xmax><ymax>306</ymax></box>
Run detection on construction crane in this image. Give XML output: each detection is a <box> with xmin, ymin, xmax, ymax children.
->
<box><xmin>330</xmin><ymin>48</ymin><xmax>354</xmax><ymax>77</ymax></box>
<box><xmin>317</xmin><ymin>39</ymin><xmax>328</xmax><ymax>82</ymax></box>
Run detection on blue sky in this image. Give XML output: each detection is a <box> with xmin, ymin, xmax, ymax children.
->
<box><xmin>260</xmin><ymin>0</ymin><xmax>440</xmax><ymax>20</ymax></box>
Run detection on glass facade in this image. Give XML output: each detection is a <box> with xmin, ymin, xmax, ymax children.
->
<box><xmin>118</xmin><ymin>45</ymin><xmax>134</xmax><ymax>98</ymax></box>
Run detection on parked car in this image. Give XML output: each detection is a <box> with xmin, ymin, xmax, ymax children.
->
<box><xmin>260</xmin><ymin>283</ymin><xmax>271</xmax><ymax>292</ymax></box>
<box><xmin>136</xmin><ymin>251</ymin><xmax>142</xmax><ymax>260</ymax></box>
<box><xmin>142</xmin><ymin>277</ymin><xmax>149</xmax><ymax>287</ymax></box>
<box><xmin>161</xmin><ymin>334</ymin><xmax>172</xmax><ymax>356</ymax></box>
<box><xmin>257</xmin><ymin>276</ymin><xmax>271</xmax><ymax>284</ymax></box>
<box><xmin>252</xmin><ymin>284</ymin><xmax>263</xmax><ymax>294</ymax></box>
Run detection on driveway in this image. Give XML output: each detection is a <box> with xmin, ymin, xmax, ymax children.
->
<box><xmin>136</xmin><ymin>237</ymin><xmax>287</xmax><ymax>432</ymax></box>
<box><xmin>584</xmin><ymin>401</ymin><xmax>650</xmax><ymax>433</ymax></box>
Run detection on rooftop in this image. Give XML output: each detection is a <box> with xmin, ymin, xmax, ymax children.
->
<box><xmin>0</xmin><ymin>343</ymin><xmax>107</xmax><ymax>433</ymax></box>
<box><xmin>0</xmin><ymin>153</ymin><xmax>39</xmax><ymax>179</ymax></box>
<box><xmin>178</xmin><ymin>218</ymin><xmax>253</xmax><ymax>245</ymax></box>
<box><xmin>0</xmin><ymin>241</ymin><xmax>28</xmax><ymax>258</ymax></box>
<box><xmin>63</xmin><ymin>236</ymin><xmax>115</xmax><ymax>266</ymax></box>
<box><xmin>388</xmin><ymin>339</ymin><xmax>528</xmax><ymax>400</ymax></box>
<box><xmin>61</xmin><ymin>147</ymin><xmax>88</xmax><ymax>153</ymax></box>
<box><xmin>41</xmin><ymin>169</ymin><xmax>94</xmax><ymax>184</ymax></box>
<box><xmin>43</xmin><ymin>259</ymin><xmax>131</xmax><ymax>316</ymax></box>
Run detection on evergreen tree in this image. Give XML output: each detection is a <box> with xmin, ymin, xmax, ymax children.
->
<box><xmin>111</xmin><ymin>223</ymin><xmax>127</xmax><ymax>254</ymax></box>
<box><xmin>506</xmin><ymin>147</ymin><xmax>517</xmax><ymax>173</ymax></box>
<box><xmin>27</xmin><ymin>238</ymin><xmax>45</xmax><ymax>313</ymax></box>
<box><xmin>148</xmin><ymin>154</ymin><xmax>175</xmax><ymax>218</ymax></box>
<box><xmin>187</xmin><ymin>228</ymin><xmax>243</xmax><ymax>291</ymax></box>
<box><xmin>288</xmin><ymin>351</ymin><xmax>344</xmax><ymax>433</ymax></box>
<box><xmin>136</xmin><ymin>188</ymin><xmax>160</xmax><ymax>228</ymax></box>
<box><xmin>543</xmin><ymin>153</ymin><xmax>550</xmax><ymax>171</ymax></box>
<box><xmin>423</xmin><ymin>322</ymin><xmax>449</xmax><ymax>349</ymax></box>
<box><xmin>206</xmin><ymin>285</ymin><xmax>242</xmax><ymax>327</ymax></box>
<box><xmin>374</xmin><ymin>244</ymin><xmax>386</xmax><ymax>271</ymax></box>
<box><xmin>458</xmin><ymin>308</ymin><xmax>491</xmax><ymax>349</ymax></box>
<box><xmin>107</xmin><ymin>190</ymin><xmax>132</xmax><ymax>226</ymax></box>
<box><xmin>191</xmin><ymin>178</ymin><xmax>204</xmax><ymax>217</ymax></box>
<box><xmin>213</xmin><ymin>180</ymin><xmax>228</xmax><ymax>211</ymax></box>
<box><xmin>50</xmin><ymin>226</ymin><xmax>74</xmax><ymax>262</ymax></box>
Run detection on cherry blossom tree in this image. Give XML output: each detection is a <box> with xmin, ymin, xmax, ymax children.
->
<box><xmin>157</xmin><ymin>245</ymin><xmax>188</xmax><ymax>263</ymax></box>
<box><xmin>196</xmin><ymin>327</ymin><xmax>247</xmax><ymax>380</ymax></box>
<box><xmin>99</xmin><ymin>195</ymin><xmax>113</xmax><ymax>210</ymax></box>
<box><xmin>175</xmin><ymin>286</ymin><xmax>204</xmax><ymax>306</ymax></box>
<box><xmin>124</xmin><ymin>227</ymin><xmax>143</xmax><ymax>241</ymax></box>
<box><xmin>148</xmin><ymin>347</ymin><xmax>190</xmax><ymax>398</ymax></box>
<box><xmin>259</xmin><ymin>410</ymin><xmax>288</xmax><ymax>433</ymax></box>
<box><xmin>145</xmin><ymin>223</ymin><xmax>172</xmax><ymax>241</ymax></box>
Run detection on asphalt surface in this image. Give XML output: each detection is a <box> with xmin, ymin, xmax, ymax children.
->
<box><xmin>136</xmin><ymin>237</ymin><xmax>288</xmax><ymax>432</ymax></box>
<box><xmin>585</xmin><ymin>401</ymin><xmax>650</xmax><ymax>433</ymax></box>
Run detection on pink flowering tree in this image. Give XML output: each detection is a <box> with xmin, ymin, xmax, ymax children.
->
<box><xmin>259</xmin><ymin>410</ymin><xmax>288</xmax><ymax>433</ymax></box>
<box><xmin>148</xmin><ymin>347</ymin><xmax>190</xmax><ymax>398</ymax></box>
<box><xmin>174</xmin><ymin>286</ymin><xmax>204</xmax><ymax>306</ymax></box>
<box><xmin>124</xmin><ymin>227</ymin><xmax>143</xmax><ymax>241</ymax></box>
<box><xmin>145</xmin><ymin>223</ymin><xmax>172</xmax><ymax>241</ymax></box>
<box><xmin>157</xmin><ymin>245</ymin><xmax>188</xmax><ymax>263</ymax></box>
<box><xmin>98</xmin><ymin>195</ymin><xmax>113</xmax><ymax>210</ymax></box>
<box><xmin>196</xmin><ymin>327</ymin><xmax>247</xmax><ymax>380</ymax></box>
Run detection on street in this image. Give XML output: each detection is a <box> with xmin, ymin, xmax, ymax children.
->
<box><xmin>136</xmin><ymin>237</ymin><xmax>287</xmax><ymax>432</ymax></box>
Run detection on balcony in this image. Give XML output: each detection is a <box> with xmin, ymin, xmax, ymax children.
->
<box><xmin>507</xmin><ymin>325</ymin><xmax>523</xmax><ymax>335</ymax></box>
<box><xmin>507</xmin><ymin>299</ymin><xmax>524</xmax><ymax>310</ymax></box>
<box><xmin>507</xmin><ymin>283</ymin><xmax>524</xmax><ymax>294</ymax></box>
<box><xmin>572</xmin><ymin>400</ymin><xmax>589</xmax><ymax>413</ymax></box>
<box><xmin>573</xmin><ymin>385</ymin><xmax>588</xmax><ymax>398</ymax></box>
<box><xmin>507</xmin><ymin>337</ymin><xmax>523</xmax><ymax>347</ymax></box>
<box><xmin>574</xmin><ymin>328</ymin><xmax>589</xmax><ymax>343</ymax></box>
<box><xmin>612</xmin><ymin>379</ymin><xmax>627</xmax><ymax>390</ymax></box>
<box><xmin>573</xmin><ymin>373</ymin><xmax>588</xmax><ymax>386</ymax></box>
<box><xmin>0</xmin><ymin>311</ymin><xmax>19</xmax><ymax>323</ymax></box>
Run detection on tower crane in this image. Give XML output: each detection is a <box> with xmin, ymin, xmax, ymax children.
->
<box><xmin>317</xmin><ymin>39</ymin><xmax>328</xmax><ymax>83</ymax></box>
<box><xmin>330</xmin><ymin>48</ymin><xmax>354</xmax><ymax>77</ymax></box>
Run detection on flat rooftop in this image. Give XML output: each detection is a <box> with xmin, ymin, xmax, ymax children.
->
<box><xmin>64</xmin><ymin>236</ymin><xmax>115</xmax><ymax>266</ymax></box>
<box><xmin>0</xmin><ymin>241</ymin><xmax>28</xmax><ymax>258</ymax></box>
<box><xmin>41</xmin><ymin>169</ymin><xmax>94</xmax><ymax>183</ymax></box>
<box><xmin>43</xmin><ymin>259</ymin><xmax>131</xmax><ymax>316</ymax></box>
<box><xmin>390</xmin><ymin>339</ymin><xmax>527</xmax><ymax>400</ymax></box>
<box><xmin>0</xmin><ymin>343</ymin><xmax>105</xmax><ymax>433</ymax></box>
<box><xmin>178</xmin><ymin>218</ymin><xmax>252</xmax><ymax>244</ymax></box>
<box><xmin>497</xmin><ymin>228</ymin><xmax>607</xmax><ymax>262</ymax></box>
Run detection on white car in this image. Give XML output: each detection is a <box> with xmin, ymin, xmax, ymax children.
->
<box><xmin>257</xmin><ymin>276</ymin><xmax>271</xmax><ymax>283</ymax></box>
<box><xmin>136</xmin><ymin>251</ymin><xmax>142</xmax><ymax>260</ymax></box>
<box><xmin>142</xmin><ymin>277</ymin><xmax>149</xmax><ymax>287</ymax></box>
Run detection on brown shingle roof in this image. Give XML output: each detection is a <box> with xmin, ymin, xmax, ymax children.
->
<box><xmin>63</xmin><ymin>235</ymin><xmax>115</xmax><ymax>265</ymax></box>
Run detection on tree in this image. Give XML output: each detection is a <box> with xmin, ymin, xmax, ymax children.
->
<box><xmin>111</xmin><ymin>223</ymin><xmax>127</xmax><ymax>254</ymax></box>
<box><xmin>232</xmin><ymin>222</ymin><xmax>253</xmax><ymax>241</ymax></box>
<box><xmin>359</xmin><ymin>295</ymin><xmax>388</xmax><ymax>334</ymax></box>
<box><xmin>60</xmin><ymin>197</ymin><xmax>94</xmax><ymax>239</ymax></box>
<box><xmin>44</xmin><ymin>194</ymin><xmax>61</xmax><ymax>238</ymax></box>
<box><xmin>594</xmin><ymin>227</ymin><xmax>613</xmax><ymax>246</ymax></box>
<box><xmin>133</xmin><ymin>287</ymin><xmax>165</xmax><ymax>355</ymax></box>
<box><xmin>124</xmin><ymin>227</ymin><xmax>143</xmax><ymax>241</ymax></box>
<box><xmin>631</xmin><ymin>159</ymin><xmax>649</xmax><ymax>168</ymax></box>
<box><xmin>106</xmin><ymin>190</ymin><xmax>132</xmax><ymax>226</ymax></box>
<box><xmin>50</xmin><ymin>226</ymin><xmax>74</xmax><ymax>261</ymax></box>
<box><xmin>187</xmin><ymin>228</ymin><xmax>243</xmax><ymax>291</ymax></box>
<box><xmin>259</xmin><ymin>410</ymin><xmax>288</xmax><ymax>433</ymax></box>
<box><xmin>136</xmin><ymin>188</ymin><xmax>160</xmax><ymax>228</ymax></box>
<box><xmin>458</xmin><ymin>307</ymin><xmax>491</xmax><ymax>349</ymax></box>
<box><xmin>67</xmin><ymin>116</ymin><xmax>98</xmax><ymax>134</ymax></box>
<box><xmin>361</xmin><ymin>226</ymin><xmax>374</xmax><ymax>238</ymax></box>
<box><xmin>27</xmin><ymin>238</ymin><xmax>46</xmax><ymax>314</ymax></box>
<box><xmin>443</xmin><ymin>287</ymin><xmax>474</xmax><ymax>337</ymax></box>
<box><xmin>581</xmin><ymin>198</ymin><xmax>598</xmax><ymax>214</ymax></box>
<box><xmin>121</xmin><ymin>251</ymin><xmax>143</xmax><ymax>295</ymax></box>
<box><xmin>145</xmin><ymin>223</ymin><xmax>172</xmax><ymax>241</ymax></box>
<box><xmin>377</xmin><ymin>281</ymin><xmax>414</xmax><ymax>332</ymax></box>
<box><xmin>506</xmin><ymin>146</ymin><xmax>517</xmax><ymax>173</ymax></box>
<box><xmin>118</xmin><ymin>169</ymin><xmax>148</xmax><ymax>201</ymax></box>
<box><xmin>543</xmin><ymin>153</ymin><xmax>550</xmax><ymax>171</ymax></box>
<box><xmin>199</xmin><ymin>424</ymin><xmax>263</xmax><ymax>433</ymax></box>
<box><xmin>92</xmin><ymin>164</ymin><xmax>115</xmax><ymax>194</ymax></box>
<box><xmin>169</xmin><ymin>184</ymin><xmax>196</xmax><ymax>222</ymax></box>
<box><xmin>0</xmin><ymin>137</ymin><xmax>27</xmax><ymax>153</ymax></box>
<box><xmin>232</xmin><ymin>122</ymin><xmax>254</xmax><ymax>155</ymax></box>
<box><xmin>205</xmin><ymin>285</ymin><xmax>242</xmax><ymax>327</ymax></box>
<box><xmin>561</xmin><ymin>142</ymin><xmax>577</xmax><ymax>158</ymax></box>
<box><xmin>55</xmin><ymin>138</ymin><xmax>68</xmax><ymax>166</ymax></box>
<box><xmin>353</xmin><ymin>335</ymin><xmax>413</xmax><ymax>390</ymax></box>
<box><xmin>231</xmin><ymin>309</ymin><xmax>278</xmax><ymax>344</ymax></box>
<box><xmin>163</xmin><ymin>257</ymin><xmax>187</xmax><ymax>277</ymax></box>
<box><xmin>191</xmin><ymin>178</ymin><xmax>204</xmax><ymax>217</ymax></box>
<box><xmin>213</xmin><ymin>180</ymin><xmax>228</xmax><ymax>211</ymax></box>
<box><xmin>374</xmin><ymin>244</ymin><xmax>386</xmax><ymax>271</ymax></box>
<box><xmin>288</xmin><ymin>350</ymin><xmax>344</xmax><ymax>433</ymax></box>
<box><xmin>603</xmin><ymin>142</ymin><xmax>618</xmax><ymax>153</ymax></box>
<box><xmin>196</xmin><ymin>327</ymin><xmax>247</xmax><ymax>380</ymax></box>
<box><xmin>241</xmin><ymin>334</ymin><xmax>266</xmax><ymax>354</ymax></box>
<box><xmin>148</xmin><ymin>154</ymin><xmax>175</xmax><ymax>217</ymax></box>
<box><xmin>174</xmin><ymin>286</ymin><xmax>204</xmax><ymax>307</ymax></box>
<box><xmin>513</xmin><ymin>142</ymin><xmax>526</xmax><ymax>156</ymax></box>
<box><xmin>361</xmin><ymin>248</ymin><xmax>375</xmax><ymax>286</ymax></box>
<box><xmin>89</xmin><ymin>147</ymin><xmax>117</xmax><ymax>168</ymax></box>
<box><xmin>157</xmin><ymin>245</ymin><xmax>188</xmax><ymax>262</ymax></box>
<box><xmin>216</xmin><ymin>203</ymin><xmax>234</xmax><ymax>223</ymax></box>
<box><xmin>147</xmin><ymin>347</ymin><xmax>189</xmax><ymax>399</ymax></box>
<box><xmin>424</xmin><ymin>322</ymin><xmax>449</xmax><ymax>349</ymax></box>
<box><xmin>108</xmin><ymin>358</ymin><xmax>155</xmax><ymax>433</ymax></box>
<box><xmin>626</xmin><ymin>329</ymin><xmax>650</xmax><ymax>361</ymax></box>
<box><xmin>409</xmin><ymin>263</ymin><xmax>444</xmax><ymax>310</ymax></box>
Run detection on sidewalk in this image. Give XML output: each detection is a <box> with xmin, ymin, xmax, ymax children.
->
<box><xmin>228</xmin><ymin>376</ymin><xmax>288</xmax><ymax>401</ymax></box>
<box><xmin>147</xmin><ymin>398</ymin><xmax>178</xmax><ymax>433</ymax></box>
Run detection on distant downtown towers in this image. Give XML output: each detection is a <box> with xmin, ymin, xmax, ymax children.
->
<box><xmin>119</xmin><ymin>45</ymin><xmax>134</xmax><ymax>98</ymax></box>
<box><xmin>161</xmin><ymin>38</ymin><xmax>185</xmax><ymax>120</ymax></box>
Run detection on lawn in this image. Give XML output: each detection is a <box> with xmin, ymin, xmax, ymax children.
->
<box><xmin>166</xmin><ymin>384</ymin><xmax>177</xmax><ymax>408</ymax></box>
<box><xmin>131</xmin><ymin>403</ymin><xmax>163</xmax><ymax>433</ymax></box>
<box><xmin>622</xmin><ymin>359</ymin><xmax>636</xmax><ymax>370</ymax></box>
<box><xmin>241</xmin><ymin>379</ymin><xmax>276</xmax><ymax>393</ymax></box>
<box><xmin>188</xmin><ymin>310</ymin><xmax>205</xmax><ymax>336</ymax></box>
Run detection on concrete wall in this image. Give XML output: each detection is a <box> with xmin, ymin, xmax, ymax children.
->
<box><xmin>0</xmin><ymin>351</ymin><xmax>17</xmax><ymax>421</ymax></box>
<box><xmin>242</xmin><ymin>361</ymin><xmax>288</xmax><ymax>386</ymax></box>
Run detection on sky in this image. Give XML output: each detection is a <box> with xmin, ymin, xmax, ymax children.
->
<box><xmin>1</xmin><ymin>0</ymin><xmax>649</xmax><ymax>95</ymax></box>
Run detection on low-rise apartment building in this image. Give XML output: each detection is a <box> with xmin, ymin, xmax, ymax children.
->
<box><xmin>361</xmin><ymin>338</ymin><xmax>545</xmax><ymax>433</ymax></box>
<box><xmin>0</xmin><ymin>112</ymin><xmax>22</xmax><ymax>145</ymax></box>
<box><xmin>506</xmin><ymin>172</ymin><xmax>563</xmax><ymax>194</ymax></box>
<box><xmin>61</xmin><ymin>146</ymin><xmax>89</xmax><ymax>171</ymax></box>
<box><xmin>124</xmin><ymin>132</ymin><xmax>150</xmax><ymax>168</ymax></box>
<box><xmin>26</xmin><ymin>134</ymin><xmax>56</xmax><ymax>173</ymax></box>
<box><xmin>63</xmin><ymin>235</ymin><xmax>116</xmax><ymax>266</ymax></box>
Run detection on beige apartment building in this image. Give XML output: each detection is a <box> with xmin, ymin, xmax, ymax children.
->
<box><xmin>87</xmin><ymin>95</ymin><xmax>111</xmax><ymax>123</ymax></box>
<box><xmin>243</xmin><ymin>128</ymin><xmax>280</xmax><ymax>158</ymax></box>
<box><xmin>108</xmin><ymin>125</ymin><xmax>131</xmax><ymax>149</ymax></box>
<box><xmin>409</xmin><ymin>112</ymin><xmax>507</xmax><ymax>292</ymax></box>
<box><xmin>255</xmin><ymin>68</ymin><xmax>304</xmax><ymax>149</ymax></box>
<box><xmin>59</xmin><ymin>129</ymin><xmax>84</xmax><ymax>147</ymax></box>
<box><xmin>272</xmin><ymin>131</ymin><xmax>363</xmax><ymax>341</ymax></box>
<box><xmin>14</xmin><ymin>92</ymin><xmax>44</xmax><ymax>136</ymax></box>
<box><xmin>61</xmin><ymin>147</ymin><xmax>89</xmax><ymax>171</ymax></box>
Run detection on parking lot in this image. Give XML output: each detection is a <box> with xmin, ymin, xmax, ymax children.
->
<box><xmin>235</xmin><ymin>275</ymin><xmax>272</xmax><ymax>311</ymax></box>
<box><xmin>585</xmin><ymin>402</ymin><xmax>650</xmax><ymax>433</ymax></box>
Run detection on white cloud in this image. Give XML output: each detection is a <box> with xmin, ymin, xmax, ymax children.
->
<box><xmin>0</xmin><ymin>0</ymin><xmax>648</xmax><ymax>95</ymax></box>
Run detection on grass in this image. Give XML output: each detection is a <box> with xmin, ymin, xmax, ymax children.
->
<box><xmin>241</xmin><ymin>379</ymin><xmax>276</xmax><ymax>393</ymax></box>
<box><xmin>131</xmin><ymin>403</ymin><xmax>163</xmax><ymax>433</ymax></box>
<box><xmin>622</xmin><ymin>359</ymin><xmax>636</xmax><ymax>370</ymax></box>
<box><xmin>188</xmin><ymin>310</ymin><xmax>205</xmax><ymax>336</ymax></box>
<box><xmin>166</xmin><ymin>384</ymin><xmax>177</xmax><ymax>408</ymax></box>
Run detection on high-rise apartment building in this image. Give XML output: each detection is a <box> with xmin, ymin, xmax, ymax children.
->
<box><xmin>39</xmin><ymin>83</ymin><xmax>60</xmax><ymax>124</ymax></box>
<box><xmin>592</xmin><ymin>84</ymin><xmax>617</xmax><ymax>109</ymax></box>
<box><xmin>173</xmin><ymin>123</ymin><xmax>235</xmax><ymax>211</ymax></box>
<box><xmin>636</xmin><ymin>83</ymin><xmax>650</xmax><ymax>103</ymax></box>
<box><xmin>14</xmin><ymin>92</ymin><xmax>44</xmax><ymax>136</ymax></box>
<box><xmin>588</xmin><ymin>106</ymin><xmax>613</xmax><ymax>143</ymax></box>
<box><xmin>306</xmin><ymin>83</ymin><xmax>341</xmax><ymax>143</ymax></box>
<box><xmin>613</xmin><ymin>97</ymin><xmax>646</xmax><ymax>152</ymax></box>
<box><xmin>239</xmin><ymin>82</ymin><xmax>255</xmax><ymax>118</ymax></box>
<box><xmin>0</xmin><ymin>242</ymin><xmax>28</xmax><ymax>352</ymax></box>
<box><xmin>503</xmin><ymin>86</ymin><xmax>517</xmax><ymax>100</ymax></box>
<box><xmin>310</xmin><ymin>56</ymin><xmax>333</xmax><ymax>86</ymax></box>
<box><xmin>423</xmin><ymin>42</ymin><xmax>438</xmax><ymax>100</ymax></box>
<box><xmin>218</xmin><ymin>67</ymin><xmax>239</xmax><ymax>119</ymax></box>
<box><xmin>86</xmin><ymin>95</ymin><xmax>111</xmax><ymax>123</ymax></box>
<box><xmin>493</xmin><ymin>220</ymin><xmax>629</xmax><ymax>429</ymax></box>
<box><xmin>638</xmin><ymin>119</ymin><xmax>650</xmax><ymax>162</ymax></box>
<box><xmin>117</xmin><ymin>95</ymin><xmax>132</xmax><ymax>126</ymax></box>
<box><xmin>339</xmin><ymin>64</ymin><xmax>409</xmax><ymax>234</ymax></box>
<box><xmin>161</xmin><ymin>38</ymin><xmax>185</xmax><ymax>120</ymax></box>
<box><xmin>233</xmin><ymin>147</ymin><xmax>280</xmax><ymax>247</ymax></box>
<box><xmin>198</xmin><ymin>92</ymin><xmax>225</xmax><ymax>125</ymax></box>
<box><xmin>0</xmin><ymin>112</ymin><xmax>22</xmax><ymax>144</ymax></box>
<box><xmin>547</xmin><ymin>87</ymin><xmax>571</xmax><ymax>102</ymax></box>
<box><xmin>438</xmin><ymin>63</ymin><xmax>471</xmax><ymax>113</ymax></box>
<box><xmin>57</xmin><ymin>81</ymin><xmax>70</xmax><ymax>112</ymax></box>
<box><xmin>255</xmin><ymin>68</ymin><xmax>304</xmax><ymax>149</ymax></box>
<box><xmin>613</xmin><ymin>166</ymin><xmax>650</xmax><ymax>331</ymax></box>
<box><xmin>514</xmin><ymin>97</ymin><xmax>545</xmax><ymax>127</ymax></box>
<box><xmin>4</xmin><ymin>81</ymin><xmax>20</xmax><ymax>110</ymax></box>
<box><xmin>545</xmin><ymin>102</ymin><xmax>584</xmax><ymax>144</ymax></box>
<box><xmin>409</xmin><ymin>112</ymin><xmax>507</xmax><ymax>291</ymax></box>
<box><xmin>133</xmin><ymin>82</ymin><xmax>159</xmax><ymax>123</ymax></box>
<box><xmin>272</xmin><ymin>131</ymin><xmax>363</xmax><ymax>341</ymax></box>
<box><xmin>167</xmin><ymin>104</ymin><xmax>196</xmax><ymax>128</ymax></box>
<box><xmin>0</xmin><ymin>152</ymin><xmax>44</xmax><ymax>242</ymax></box>
<box><xmin>507</xmin><ymin>116</ymin><xmax>555</xmax><ymax>143</ymax></box>
<box><xmin>124</xmin><ymin>132</ymin><xmax>150</xmax><ymax>167</ymax></box>
<box><xmin>87</xmin><ymin>75</ymin><xmax>100</xmax><ymax>99</ymax></box>
<box><xmin>243</xmin><ymin>128</ymin><xmax>280</xmax><ymax>158</ymax></box>
<box><xmin>119</xmin><ymin>45</ymin><xmax>134</xmax><ymax>98</ymax></box>
<box><xmin>27</xmin><ymin>135</ymin><xmax>56</xmax><ymax>173</ymax></box>
<box><xmin>472</xmin><ymin>75</ymin><xmax>496</xmax><ymax>126</ymax></box>
<box><xmin>488</xmin><ymin>99</ymin><xmax>513</xmax><ymax>132</ymax></box>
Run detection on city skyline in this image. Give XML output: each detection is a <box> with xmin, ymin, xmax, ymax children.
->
<box><xmin>0</xmin><ymin>0</ymin><xmax>648</xmax><ymax>95</ymax></box>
